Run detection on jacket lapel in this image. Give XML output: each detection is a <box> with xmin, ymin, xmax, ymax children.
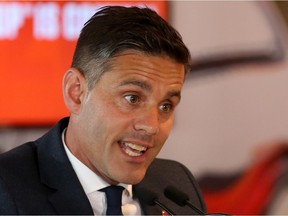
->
<box><xmin>36</xmin><ymin>118</ymin><xmax>94</xmax><ymax>215</ymax></box>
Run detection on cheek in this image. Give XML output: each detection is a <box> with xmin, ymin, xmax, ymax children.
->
<box><xmin>79</xmin><ymin>99</ymin><xmax>109</xmax><ymax>145</ymax></box>
<box><xmin>83</xmin><ymin>101</ymin><xmax>130</xmax><ymax>144</ymax></box>
<box><xmin>162</xmin><ymin>117</ymin><xmax>174</xmax><ymax>139</ymax></box>
<box><xmin>154</xmin><ymin>118</ymin><xmax>174</xmax><ymax>153</ymax></box>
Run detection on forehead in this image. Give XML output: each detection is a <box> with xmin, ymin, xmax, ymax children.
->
<box><xmin>106</xmin><ymin>50</ymin><xmax>185</xmax><ymax>85</ymax></box>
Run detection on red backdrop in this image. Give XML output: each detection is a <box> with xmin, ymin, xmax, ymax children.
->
<box><xmin>0</xmin><ymin>1</ymin><xmax>168</xmax><ymax>126</ymax></box>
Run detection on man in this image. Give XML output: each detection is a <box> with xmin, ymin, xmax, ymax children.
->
<box><xmin>0</xmin><ymin>6</ymin><xmax>206</xmax><ymax>215</ymax></box>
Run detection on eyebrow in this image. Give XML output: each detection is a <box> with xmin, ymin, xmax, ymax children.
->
<box><xmin>119</xmin><ymin>79</ymin><xmax>152</xmax><ymax>92</ymax></box>
<box><xmin>166</xmin><ymin>90</ymin><xmax>181</xmax><ymax>101</ymax></box>
<box><xmin>119</xmin><ymin>79</ymin><xmax>181</xmax><ymax>100</ymax></box>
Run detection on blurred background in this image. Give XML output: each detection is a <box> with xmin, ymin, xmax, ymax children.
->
<box><xmin>1</xmin><ymin>1</ymin><xmax>288</xmax><ymax>214</ymax></box>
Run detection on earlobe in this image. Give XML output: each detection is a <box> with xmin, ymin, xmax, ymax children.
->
<box><xmin>62</xmin><ymin>68</ymin><xmax>86</xmax><ymax>114</ymax></box>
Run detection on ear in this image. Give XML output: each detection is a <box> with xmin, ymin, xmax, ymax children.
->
<box><xmin>62</xmin><ymin>68</ymin><xmax>87</xmax><ymax>114</ymax></box>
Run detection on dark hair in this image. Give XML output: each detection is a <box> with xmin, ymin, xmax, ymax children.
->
<box><xmin>72</xmin><ymin>6</ymin><xmax>191</xmax><ymax>89</ymax></box>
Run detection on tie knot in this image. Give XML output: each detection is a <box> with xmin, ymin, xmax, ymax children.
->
<box><xmin>100</xmin><ymin>185</ymin><xmax>125</xmax><ymax>215</ymax></box>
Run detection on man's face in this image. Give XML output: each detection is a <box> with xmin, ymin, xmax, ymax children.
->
<box><xmin>68</xmin><ymin>51</ymin><xmax>185</xmax><ymax>185</ymax></box>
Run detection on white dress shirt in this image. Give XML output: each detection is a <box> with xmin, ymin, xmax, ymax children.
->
<box><xmin>62</xmin><ymin>129</ymin><xmax>142</xmax><ymax>215</ymax></box>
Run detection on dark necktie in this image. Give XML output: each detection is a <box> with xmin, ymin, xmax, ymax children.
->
<box><xmin>100</xmin><ymin>185</ymin><xmax>124</xmax><ymax>215</ymax></box>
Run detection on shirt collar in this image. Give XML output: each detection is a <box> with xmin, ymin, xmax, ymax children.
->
<box><xmin>61</xmin><ymin>128</ymin><xmax>133</xmax><ymax>197</ymax></box>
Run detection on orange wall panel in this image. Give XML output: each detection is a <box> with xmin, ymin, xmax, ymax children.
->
<box><xmin>0</xmin><ymin>1</ymin><xmax>168</xmax><ymax>125</ymax></box>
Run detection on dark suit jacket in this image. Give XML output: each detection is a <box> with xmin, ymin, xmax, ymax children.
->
<box><xmin>0</xmin><ymin>118</ymin><xmax>206</xmax><ymax>215</ymax></box>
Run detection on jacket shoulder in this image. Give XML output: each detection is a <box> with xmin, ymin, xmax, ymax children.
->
<box><xmin>0</xmin><ymin>142</ymin><xmax>38</xmax><ymax>171</ymax></box>
<box><xmin>0</xmin><ymin>142</ymin><xmax>41</xmax><ymax>214</ymax></box>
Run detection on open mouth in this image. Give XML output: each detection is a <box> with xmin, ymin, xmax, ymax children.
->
<box><xmin>119</xmin><ymin>141</ymin><xmax>147</xmax><ymax>157</ymax></box>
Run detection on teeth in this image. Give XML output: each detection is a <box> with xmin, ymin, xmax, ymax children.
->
<box><xmin>121</xmin><ymin>142</ymin><xmax>147</xmax><ymax>157</ymax></box>
<box><xmin>124</xmin><ymin>148</ymin><xmax>142</xmax><ymax>157</ymax></box>
<box><xmin>125</xmin><ymin>143</ymin><xmax>147</xmax><ymax>152</ymax></box>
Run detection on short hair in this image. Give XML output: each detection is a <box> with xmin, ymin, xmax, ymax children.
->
<box><xmin>71</xmin><ymin>6</ymin><xmax>191</xmax><ymax>89</ymax></box>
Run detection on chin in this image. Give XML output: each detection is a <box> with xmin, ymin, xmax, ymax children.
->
<box><xmin>111</xmin><ymin>162</ymin><xmax>151</xmax><ymax>184</ymax></box>
<box><xmin>117</xmin><ymin>171</ymin><xmax>146</xmax><ymax>185</ymax></box>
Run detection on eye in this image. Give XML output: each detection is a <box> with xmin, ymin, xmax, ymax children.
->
<box><xmin>124</xmin><ymin>95</ymin><xmax>140</xmax><ymax>104</ymax></box>
<box><xmin>160</xmin><ymin>103</ymin><xmax>173</xmax><ymax>112</ymax></box>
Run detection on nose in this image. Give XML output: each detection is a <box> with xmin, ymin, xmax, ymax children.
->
<box><xmin>134</xmin><ymin>107</ymin><xmax>160</xmax><ymax>135</ymax></box>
